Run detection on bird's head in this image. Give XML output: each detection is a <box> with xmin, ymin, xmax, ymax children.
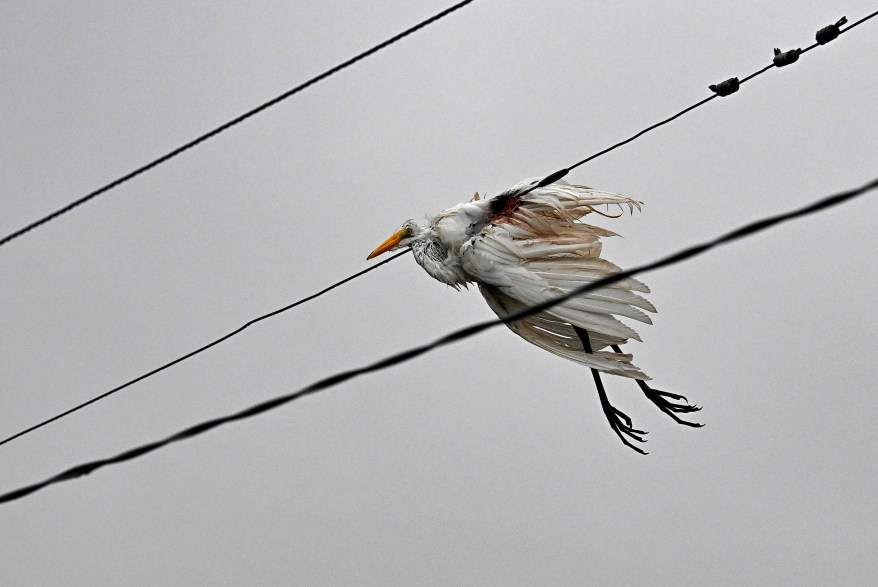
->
<box><xmin>367</xmin><ymin>219</ymin><xmax>425</xmax><ymax>259</ymax></box>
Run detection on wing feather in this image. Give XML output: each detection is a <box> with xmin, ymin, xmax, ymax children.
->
<box><xmin>479</xmin><ymin>284</ymin><xmax>648</xmax><ymax>379</ymax></box>
<box><xmin>460</xmin><ymin>181</ymin><xmax>654</xmax><ymax>378</ymax></box>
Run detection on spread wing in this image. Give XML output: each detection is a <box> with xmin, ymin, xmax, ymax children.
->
<box><xmin>459</xmin><ymin>180</ymin><xmax>655</xmax><ymax>379</ymax></box>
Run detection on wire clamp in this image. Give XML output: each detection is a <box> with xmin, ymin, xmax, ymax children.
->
<box><xmin>816</xmin><ymin>17</ymin><xmax>847</xmax><ymax>45</ymax></box>
<box><xmin>709</xmin><ymin>77</ymin><xmax>739</xmax><ymax>97</ymax></box>
<box><xmin>537</xmin><ymin>168</ymin><xmax>570</xmax><ymax>187</ymax></box>
<box><xmin>773</xmin><ymin>47</ymin><xmax>801</xmax><ymax>67</ymax></box>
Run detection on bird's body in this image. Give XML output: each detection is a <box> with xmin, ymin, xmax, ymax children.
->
<box><xmin>368</xmin><ymin>178</ymin><xmax>701</xmax><ymax>451</ymax></box>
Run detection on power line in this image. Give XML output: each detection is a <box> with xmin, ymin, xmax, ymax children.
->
<box><xmin>2</xmin><ymin>9</ymin><xmax>875</xmax><ymax>448</ymax></box>
<box><xmin>0</xmin><ymin>0</ymin><xmax>477</xmax><ymax>248</ymax></box>
<box><xmin>1</xmin><ymin>175</ymin><xmax>875</xmax><ymax>504</ymax></box>
<box><xmin>521</xmin><ymin>10</ymin><xmax>878</xmax><ymax>194</ymax></box>
<box><xmin>0</xmin><ymin>249</ymin><xmax>411</xmax><ymax>448</ymax></box>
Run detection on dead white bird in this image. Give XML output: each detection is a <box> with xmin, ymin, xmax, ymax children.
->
<box><xmin>368</xmin><ymin>178</ymin><xmax>701</xmax><ymax>452</ymax></box>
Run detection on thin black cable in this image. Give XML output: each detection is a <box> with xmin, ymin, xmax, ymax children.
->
<box><xmin>799</xmin><ymin>9</ymin><xmax>878</xmax><ymax>59</ymax></box>
<box><xmin>0</xmin><ymin>249</ymin><xmax>411</xmax><ymax>447</ymax></box>
<box><xmin>3</xmin><ymin>8</ymin><xmax>875</xmax><ymax>447</ymax></box>
<box><xmin>738</xmin><ymin>63</ymin><xmax>775</xmax><ymax>85</ymax></box>
<box><xmin>838</xmin><ymin>8</ymin><xmax>878</xmax><ymax>33</ymax></box>
<box><xmin>2</xmin><ymin>175</ymin><xmax>874</xmax><ymax>504</ymax></box>
<box><xmin>0</xmin><ymin>0</ymin><xmax>477</xmax><ymax>248</ymax></box>
<box><xmin>521</xmin><ymin>10</ymin><xmax>877</xmax><ymax>195</ymax></box>
<box><xmin>735</xmin><ymin>9</ymin><xmax>878</xmax><ymax>82</ymax></box>
<box><xmin>568</xmin><ymin>95</ymin><xmax>717</xmax><ymax>173</ymax></box>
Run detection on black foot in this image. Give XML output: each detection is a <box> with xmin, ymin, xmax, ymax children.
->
<box><xmin>636</xmin><ymin>379</ymin><xmax>703</xmax><ymax>427</ymax></box>
<box><xmin>610</xmin><ymin>344</ymin><xmax>703</xmax><ymax>428</ymax></box>
<box><xmin>593</xmin><ymin>370</ymin><xmax>649</xmax><ymax>454</ymax></box>
<box><xmin>575</xmin><ymin>326</ymin><xmax>648</xmax><ymax>454</ymax></box>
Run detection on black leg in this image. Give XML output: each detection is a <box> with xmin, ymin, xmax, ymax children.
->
<box><xmin>574</xmin><ymin>327</ymin><xmax>648</xmax><ymax>454</ymax></box>
<box><xmin>611</xmin><ymin>344</ymin><xmax>703</xmax><ymax>428</ymax></box>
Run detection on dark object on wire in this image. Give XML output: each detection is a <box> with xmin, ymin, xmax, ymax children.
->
<box><xmin>773</xmin><ymin>47</ymin><xmax>801</xmax><ymax>67</ymax></box>
<box><xmin>710</xmin><ymin>77</ymin><xmax>740</xmax><ymax>96</ymax></box>
<box><xmin>816</xmin><ymin>17</ymin><xmax>848</xmax><ymax>44</ymax></box>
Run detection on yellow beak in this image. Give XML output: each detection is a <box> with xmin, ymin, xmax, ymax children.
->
<box><xmin>367</xmin><ymin>228</ymin><xmax>407</xmax><ymax>260</ymax></box>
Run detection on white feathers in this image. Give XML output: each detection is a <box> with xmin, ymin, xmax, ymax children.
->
<box><xmin>411</xmin><ymin>179</ymin><xmax>654</xmax><ymax>378</ymax></box>
<box><xmin>507</xmin><ymin>177</ymin><xmax>643</xmax><ymax>222</ymax></box>
<box><xmin>479</xmin><ymin>285</ymin><xmax>648</xmax><ymax>379</ymax></box>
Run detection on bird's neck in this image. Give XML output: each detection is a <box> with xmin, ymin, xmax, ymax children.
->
<box><xmin>411</xmin><ymin>238</ymin><xmax>468</xmax><ymax>289</ymax></box>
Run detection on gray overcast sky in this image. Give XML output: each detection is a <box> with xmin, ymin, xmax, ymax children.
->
<box><xmin>2</xmin><ymin>1</ymin><xmax>877</xmax><ymax>584</ymax></box>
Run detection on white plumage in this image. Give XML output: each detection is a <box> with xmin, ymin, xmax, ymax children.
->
<box><xmin>368</xmin><ymin>177</ymin><xmax>701</xmax><ymax>452</ymax></box>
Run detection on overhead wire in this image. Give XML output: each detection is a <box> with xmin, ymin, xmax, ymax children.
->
<box><xmin>0</xmin><ymin>0</ymin><xmax>477</xmax><ymax>248</ymax></box>
<box><xmin>521</xmin><ymin>9</ymin><xmax>878</xmax><ymax>194</ymax></box>
<box><xmin>2</xmin><ymin>9</ymin><xmax>875</xmax><ymax>448</ymax></box>
<box><xmin>0</xmin><ymin>249</ymin><xmax>411</xmax><ymax>447</ymax></box>
<box><xmin>1</xmin><ymin>174</ymin><xmax>875</xmax><ymax>504</ymax></box>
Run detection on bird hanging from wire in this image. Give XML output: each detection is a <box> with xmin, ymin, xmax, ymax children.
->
<box><xmin>367</xmin><ymin>178</ymin><xmax>701</xmax><ymax>452</ymax></box>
